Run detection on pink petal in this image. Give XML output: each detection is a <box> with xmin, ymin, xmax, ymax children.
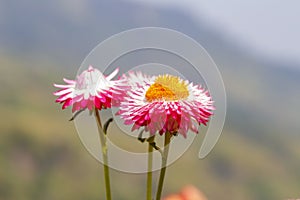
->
<box><xmin>63</xmin><ymin>78</ymin><xmax>76</xmax><ymax>84</ymax></box>
<box><xmin>53</xmin><ymin>83</ymin><xmax>71</xmax><ymax>88</ymax></box>
<box><xmin>53</xmin><ymin>88</ymin><xmax>72</xmax><ymax>96</ymax></box>
<box><xmin>62</xmin><ymin>98</ymin><xmax>72</xmax><ymax>109</ymax></box>
<box><xmin>106</xmin><ymin>68</ymin><xmax>119</xmax><ymax>81</ymax></box>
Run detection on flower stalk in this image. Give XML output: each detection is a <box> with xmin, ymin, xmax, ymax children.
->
<box><xmin>94</xmin><ymin>108</ymin><xmax>112</xmax><ymax>200</ymax></box>
<box><xmin>147</xmin><ymin>136</ymin><xmax>155</xmax><ymax>200</ymax></box>
<box><xmin>156</xmin><ymin>132</ymin><xmax>172</xmax><ymax>200</ymax></box>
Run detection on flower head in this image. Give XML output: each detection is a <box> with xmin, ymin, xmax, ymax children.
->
<box><xmin>117</xmin><ymin>72</ymin><xmax>214</xmax><ymax>137</ymax></box>
<box><xmin>54</xmin><ymin>66</ymin><xmax>126</xmax><ymax>112</ymax></box>
<box><xmin>164</xmin><ymin>185</ymin><xmax>207</xmax><ymax>200</ymax></box>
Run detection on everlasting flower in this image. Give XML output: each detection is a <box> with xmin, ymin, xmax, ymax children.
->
<box><xmin>54</xmin><ymin>66</ymin><xmax>126</xmax><ymax>112</ymax></box>
<box><xmin>117</xmin><ymin>72</ymin><xmax>214</xmax><ymax>137</ymax></box>
<box><xmin>164</xmin><ymin>185</ymin><xmax>207</xmax><ymax>200</ymax></box>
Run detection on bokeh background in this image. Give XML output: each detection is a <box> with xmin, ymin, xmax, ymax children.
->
<box><xmin>1</xmin><ymin>0</ymin><xmax>300</xmax><ymax>199</ymax></box>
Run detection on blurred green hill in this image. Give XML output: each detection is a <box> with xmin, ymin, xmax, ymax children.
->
<box><xmin>1</xmin><ymin>51</ymin><xmax>300</xmax><ymax>200</ymax></box>
<box><xmin>1</xmin><ymin>0</ymin><xmax>300</xmax><ymax>199</ymax></box>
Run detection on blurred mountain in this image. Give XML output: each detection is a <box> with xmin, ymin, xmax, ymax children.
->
<box><xmin>1</xmin><ymin>0</ymin><xmax>299</xmax><ymax>135</ymax></box>
<box><xmin>1</xmin><ymin>0</ymin><xmax>300</xmax><ymax>199</ymax></box>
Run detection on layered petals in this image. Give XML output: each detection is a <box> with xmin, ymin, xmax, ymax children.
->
<box><xmin>117</xmin><ymin>72</ymin><xmax>214</xmax><ymax>137</ymax></box>
<box><xmin>53</xmin><ymin>66</ymin><xmax>127</xmax><ymax>112</ymax></box>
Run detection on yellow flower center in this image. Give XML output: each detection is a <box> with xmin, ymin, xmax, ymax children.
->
<box><xmin>145</xmin><ymin>75</ymin><xmax>189</xmax><ymax>102</ymax></box>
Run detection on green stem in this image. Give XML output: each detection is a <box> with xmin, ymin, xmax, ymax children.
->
<box><xmin>94</xmin><ymin>109</ymin><xmax>112</xmax><ymax>200</ymax></box>
<box><xmin>147</xmin><ymin>136</ymin><xmax>155</xmax><ymax>200</ymax></box>
<box><xmin>156</xmin><ymin>132</ymin><xmax>172</xmax><ymax>200</ymax></box>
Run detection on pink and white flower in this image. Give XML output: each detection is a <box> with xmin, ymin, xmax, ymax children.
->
<box><xmin>54</xmin><ymin>66</ymin><xmax>126</xmax><ymax>112</ymax></box>
<box><xmin>117</xmin><ymin>72</ymin><xmax>214</xmax><ymax>137</ymax></box>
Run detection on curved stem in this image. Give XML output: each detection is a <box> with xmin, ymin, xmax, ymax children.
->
<box><xmin>94</xmin><ymin>109</ymin><xmax>112</xmax><ymax>200</ymax></box>
<box><xmin>147</xmin><ymin>136</ymin><xmax>155</xmax><ymax>200</ymax></box>
<box><xmin>156</xmin><ymin>132</ymin><xmax>172</xmax><ymax>200</ymax></box>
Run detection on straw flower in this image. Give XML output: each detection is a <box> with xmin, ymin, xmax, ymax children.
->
<box><xmin>54</xmin><ymin>65</ymin><xmax>126</xmax><ymax>112</ymax></box>
<box><xmin>117</xmin><ymin>72</ymin><xmax>214</xmax><ymax>137</ymax></box>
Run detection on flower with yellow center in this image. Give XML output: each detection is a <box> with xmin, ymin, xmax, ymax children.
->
<box><xmin>118</xmin><ymin>72</ymin><xmax>214</xmax><ymax>137</ymax></box>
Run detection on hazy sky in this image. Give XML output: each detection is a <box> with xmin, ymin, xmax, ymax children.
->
<box><xmin>127</xmin><ymin>0</ymin><xmax>300</xmax><ymax>65</ymax></box>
